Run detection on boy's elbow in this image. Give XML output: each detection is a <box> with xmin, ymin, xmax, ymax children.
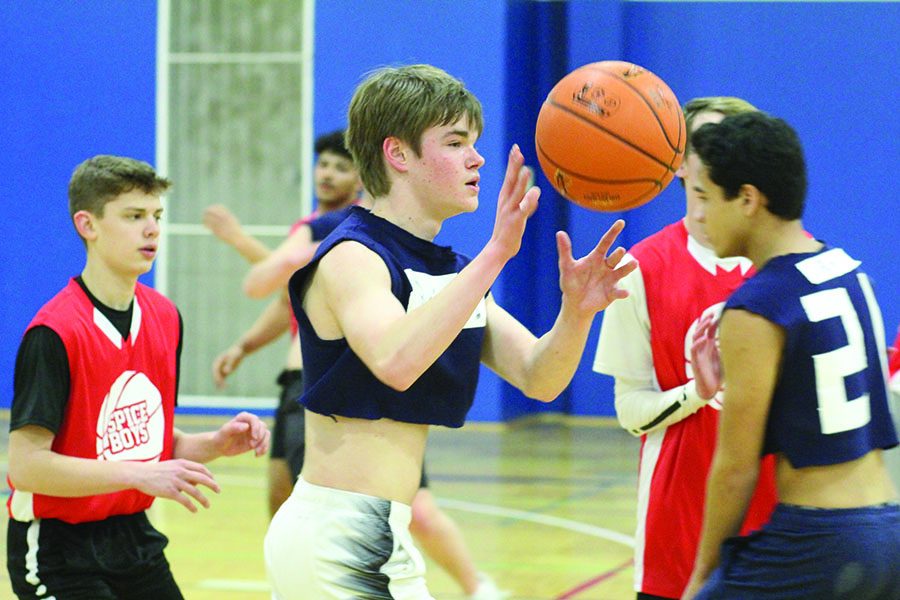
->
<box><xmin>370</xmin><ymin>358</ymin><xmax>417</xmax><ymax>392</ymax></box>
<box><xmin>386</xmin><ymin>378</ymin><xmax>414</xmax><ymax>392</ymax></box>
<box><xmin>8</xmin><ymin>461</ymin><xmax>34</xmax><ymax>492</ymax></box>
<box><xmin>7</xmin><ymin>469</ymin><xmax>22</xmax><ymax>490</ymax></box>
<box><xmin>617</xmin><ymin>417</ymin><xmax>644</xmax><ymax>438</ymax></box>
<box><xmin>613</xmin><ymin>394</ymin><xmax>645</xmax><ymax>436</ymax></box>
<box><xmin>519</xmin><ymin>382</ymin><xmax>558</xmax><ymax>403</ymax></box>
<box><xmin>532</xmin><ymin>393</ymin><xmax>556</xmax><ymax>404</ymax></box>
<box><xmin>613</xmin><ymin>410</ymin><xmax>642</xmax><ymax>437</ymax></box>
<box><xmin>242</xmin><ymin>277</ymin><xmax>267</xmax><ymax>299</ymax></box>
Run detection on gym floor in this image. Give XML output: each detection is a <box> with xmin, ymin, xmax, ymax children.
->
<box><xmin>0</xmin><ymin>411</ymin><xmax>641</xmax><ymax>599</ymax></box>
<box><xmin>5</xmin><ymin>411</ymin><xmax>898</xmax><ymax>599</ymax></box>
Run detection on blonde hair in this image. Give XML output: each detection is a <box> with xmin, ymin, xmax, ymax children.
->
<box><xmin>683</xmin><ymin>96</ymin><xmax>760</xmax><ymax>156</ymax></box>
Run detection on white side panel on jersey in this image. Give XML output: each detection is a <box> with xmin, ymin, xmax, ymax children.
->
<box><xmin>857</xmin><ymin>272</ymin><xmax>891</xmax><ymax>392</ymax></box>
<box><xmin>632</xmin><ymin>430</ymin><xmax>664</xmax><ymax>591</ymax></box>
<box><xmin>9</xmin><ymin>489</ymin><xmax>35</xmax><ymax>522</ymax></box>
<box><xmin>403</xmin><ymin>269</ymin><xmax>486</xmax><ymax>330</ymax></box>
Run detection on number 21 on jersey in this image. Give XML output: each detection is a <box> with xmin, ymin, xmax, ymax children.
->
<box><xmin>800</xmin><ymin>273</ymin><xmax>888</xmax><ymax>435</ymax></box>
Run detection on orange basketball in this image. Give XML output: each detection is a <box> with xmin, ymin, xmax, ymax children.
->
<box><xmin>535</xmin><ymin>61</ymin><xmax>686</xmax><ymax>212</ymax></box>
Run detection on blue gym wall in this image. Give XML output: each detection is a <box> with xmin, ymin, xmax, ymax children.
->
<box><xmin>2</xmin><ymin>2</ymin><xmax>898</xmax><ymax>423</ymax></box>
<box><xmin>0</xmin><ymin>2</ymin><xmax>158</xmax><ymax>410</ymax></box>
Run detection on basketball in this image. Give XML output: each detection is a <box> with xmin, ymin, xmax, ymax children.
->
<box><xmin>535</xmin><ymin>61</ymin><xmax>686</xmax><ymax>212</ymax></box>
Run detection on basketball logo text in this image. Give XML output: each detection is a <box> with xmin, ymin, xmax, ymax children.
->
<box><xmin>573</xmin><ymin>83</ymin><xmax>620</xmax><ymax>117</ymax></box>
<box><xmin>96</xmin><ymin>370</ymin><xmax>165</xmax><ymax>461</ymax></box>
<box><xmin>585</xmin><ymin>190</ymin><xmax>622</xmax><ymax>205</ymax></box>
<box><xmin>100</xmin><ymin>401</ymin><xmax>151</xmax><ymax>456</ymax></box>
<box><xmin>620</xmin><ymin>64</ymin><xmax>645</xmax><ymax>79</ymax></box>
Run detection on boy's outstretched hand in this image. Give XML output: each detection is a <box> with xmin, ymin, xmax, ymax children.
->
<box><xmin>691</xmin><ymin>311</ymin><xmax>723</xmax><ymax>400</ymax></box>
<box><xmin>135</xmin><ymin>459</ymin><xmax>220</xmax><ymax>513</ymax></box>
<box><xmin>212</xmin><ymin>411</ymin><xmax>270</xmax><ymax>458</ymax></box>
<box><xmin>489</xmin><ymin>144</ymin><xmax>541</xmax><ymax>262</ymax></box>
<box><xmin>202</xmin><ymin>204</ymin><xmax>243</xmax><ymax>245</ymax></box>
<box><xmin>556</xmin><ymin>220</ymin><xmax>637</xmax><ymax>316</ymax></box>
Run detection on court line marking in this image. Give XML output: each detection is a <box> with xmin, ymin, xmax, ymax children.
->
<box><xmin>437</xmin><ymin>497</ymin><xmax>635</xmax><ymax>548</ymax></box>
<box><xmin>194</xmin><ymin>497</ymin><xmax>635</xmax><ymax>593</ymax></box>
<box><xmin>555</xmin><ymin>557</ymin><xmax>633</xmax><ymax>599</ymax></box>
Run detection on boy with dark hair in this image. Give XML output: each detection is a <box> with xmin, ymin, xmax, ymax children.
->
<box><xmin>204</xmin><ymin>130</ymin><xmax>362</xmax><ymax>513</ymax></box>
<box><xmin>314</xmin><ymin>128</ymin><xmax>353</xmax><ymax>162</ymax></box>
<box><xmin>683</xmin><ymin>112</ymin><xmax>899</xmax><ymax>599</ymax></box>
<box><xmin>592</xmin><ymin>97</ymin><xmax>777</xmax><ymax>600</ymax></box>
<box><xmin>7</xmin><ymin>155</ymin><xmax>270</xmax><ymax>600</ymax></box>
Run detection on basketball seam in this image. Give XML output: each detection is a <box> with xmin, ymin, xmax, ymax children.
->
<box><xmin>542</xmin><ymin>99</ymin><xmax>676</xmax><ymax>173</ymax></box>
<box><xmin>537</xmin><ymin>139</ymin><xmax>665</xmax><ymax>210</ymax></box>
<box><xmin>536</xmin><ymin>142</ymin><xmax>663</xmax><ymax>185</ymax></box>
<box><xmin>622</xmin><ymin>184</ymin><xmax>664</xmax><ymax>210</ymax></box>
<box><xmin>580</xmin><ymin>63</ymin><xmax>685</xmax><ymax>156</ymax></box>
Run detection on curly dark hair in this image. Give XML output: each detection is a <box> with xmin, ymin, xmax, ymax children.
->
<box><xmin>691</xmin><ymin>112</ymin><xmax>807</xmax><ymax>220</ymax></box>
<box><xmin>314</xmin><ymin>129</ymin><xmax>352</xmax><ymax>161</ymax></box>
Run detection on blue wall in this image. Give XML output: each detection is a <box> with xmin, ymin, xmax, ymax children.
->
<box><xmin>2</xmin><ymin>2</ymin><xmax>898</xmax><ymax>422</ymax></box>
<box><xmin>0</xmin><ymin>2</ymin><xmax>158</xmax><ymax>410</ymax></box>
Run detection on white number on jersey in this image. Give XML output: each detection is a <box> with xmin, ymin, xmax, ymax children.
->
<box><xmin>799</xmin><ymin>287</ymin><xmax>871</xmax><ymax>435</ymax></box>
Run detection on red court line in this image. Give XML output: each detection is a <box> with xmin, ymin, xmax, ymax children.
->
<box><xmin>554</xmin><ymin>557</ymin><xmax>634</xmax><ymax>599</ymax></box>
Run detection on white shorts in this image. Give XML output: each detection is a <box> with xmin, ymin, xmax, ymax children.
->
<box><xmin>264</xmin><ymin>477</ymin><xmax>433</xmax><ymax>600</ymax></box>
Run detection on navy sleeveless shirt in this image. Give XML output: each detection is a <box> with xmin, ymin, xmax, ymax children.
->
<box><xmin>725</xmin><ymin>246</ymin><xmax>898</xmax><ymax>468</ymax></box>
<box><xmin>288</xmin><ymin>206</ymin><xmax>487</xmax><ymax>427</ymax></box>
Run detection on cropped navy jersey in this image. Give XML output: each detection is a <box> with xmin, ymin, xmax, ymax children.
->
<box><xmin>725</xmin><ymin>246</ymin><xmax>898</xmax><ymax>468</ymax></box>
<box><xmin>308</xmin><ymin>206</ymin><xmax>355</xmax><ymax>241</ymax></box>
<box><xmin>288</xmin><ymin>206</ymin><xmax>487</xmax><ymax>427</ymax></box>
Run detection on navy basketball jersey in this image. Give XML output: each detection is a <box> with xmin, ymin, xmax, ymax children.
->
<box><xmin>308</xmin><ymin>205</ymin><xmax>356</xmax><ymax>242</ymax></box>
<box><xmin>288</xmin><ymin>207</ymin><xmax>487</xmax><ymax>427</ymax></box>
<box><xmin>725</xmin><ymin>246</ymin><xmax>898</xmax><ymax>467</ymax></box>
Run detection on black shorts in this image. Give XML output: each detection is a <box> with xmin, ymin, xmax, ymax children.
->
<box><xmin>269</xmin><ymin>369</ymin><xmax>431</xmax><ymax>489</ymax></box>
<box><xmin>7</xmin><ymin>512</ymin><xmax>183</xmax><ymax>600</ymax></box>
<box><xmin>271</xmin><ymin>369</ymin><xmax>306</xmax><ymax>480</ymax></box>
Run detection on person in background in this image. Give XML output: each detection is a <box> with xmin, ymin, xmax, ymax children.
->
<box><xmin>592</xmin><ymin>97</ymin><xmax>777</xmax><ymax>600</ymax></box>
<box><xmin>890</xmin><ymin>326</ymin><xmax>900</xmax><ymax>396</ymax></box>
<box><xmin>204</xmin><ymin>129</ymin><xmax>361</xmax><ymax>515</ymax></box>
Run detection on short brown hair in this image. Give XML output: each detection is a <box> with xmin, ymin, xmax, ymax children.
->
<box><xmin>68</xmin><ymin>155</ymin><xmax>172</xmax><ymax>217</ymax></box>
<box><xmin>346</xmin><ymin>64</ymin><xmax>483</xmax><ymax>197</ymax></box>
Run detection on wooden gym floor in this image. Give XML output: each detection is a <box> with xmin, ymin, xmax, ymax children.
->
<box><xmin>0</xmin><ymin>411</ymin><xmax>642</xmax><ymax>599</ymax></box>
<box><xmin>5</xmin><ymin>410</ymin><xmax>898</xmax><ymax>599</ymax></box>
